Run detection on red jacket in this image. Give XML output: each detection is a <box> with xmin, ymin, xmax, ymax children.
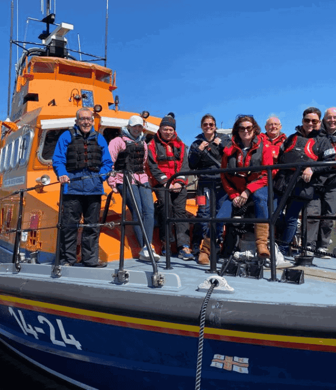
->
<box><xmin>147</xmin><ymin>131</ymin><xmax>188</xmax><ymax>187</ymax></box>
<box><xmin>221</xmin><ymin>134</ymin><xmax>273</xmax><ymax>200</ymax></box>
<box><xmin>260</xmin><ymin>132</ymin><xmax>287</xmax><ymax>163</ymax></box>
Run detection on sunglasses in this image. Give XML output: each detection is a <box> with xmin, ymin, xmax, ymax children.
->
<box><xmin>303</xmin><ymin>118</ymin><xmax>320</xmax><ymax>125</ymax></box>
<box><xmin>238</xmin><ymin>125</ymin><xmax>254</xmax><ymax>133</ymax></box>
<box><xmin>236</xmin><ymin>114</ymin><xmax>254</xmax><ymax>120</ymax></box>
<box><xmin>202</xmin><ymin>122</ymin><xmax>215</xmax><ymax>127</ymax></box>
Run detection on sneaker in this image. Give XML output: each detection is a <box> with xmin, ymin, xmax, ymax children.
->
<box><xmin>316</xmin><ymin>247</ymin><xmax>331</xmax><ymax>259</ymax></box>
<box><xmin>178</xmin><ymin>246</ymin><xmax>195</xmax><ymax>261</ymax></box>
<box><xmin>139</xmin><ymin>245</ymin><xmax>160</xmax><ymax>261</ymax></box>
<box><xmin>305</xmin><ymin>246</ymin><xmax>314</xmax><ymax>257</ymax></box>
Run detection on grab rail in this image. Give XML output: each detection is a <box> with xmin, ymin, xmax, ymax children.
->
<box><xmin>3</xmin><ymin>160</ymin><xmax>336</xmax><ymax>283</ymax></box>
<box><xmin>164</xmin><ymin>160</ymin><xmax>336</xmax><ymax>281</ymax></box>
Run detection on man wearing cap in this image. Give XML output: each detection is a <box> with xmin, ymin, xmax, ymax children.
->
<box><xmin>53</xmin><ymin>107</ymin><xmax>113</xmax><ymax>267</ymax></box>
<box><xmin>306</xmin><ymin>107</ymin><xmax>336</xmax><ymax>258</ymax></box>
<box><xmin>147</xmin><ymin>113</ymin><xmax>194</xmax><ymax>260</ymax></box>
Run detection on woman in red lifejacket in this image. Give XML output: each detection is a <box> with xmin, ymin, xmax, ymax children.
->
<box><xmin>198</xmin><ymin>115</ymin><xmax>274</xmax><ymax>264</ymax></box>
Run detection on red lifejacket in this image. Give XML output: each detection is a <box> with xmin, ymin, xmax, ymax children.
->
<box><xmin>221</xmin><ymin>135</ymin><xmax>273</xmax><ymax>199</ymax></box>
<box><xmin>147</xmin><ymin>132</ymin><xmax>187</xmax><ymax>186</ymax></box>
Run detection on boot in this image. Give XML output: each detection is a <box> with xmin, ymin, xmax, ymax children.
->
<box><xmin>255</xmin><ymin>224</ymin><xmax>270</xmax><ymax>258</ymax></box>
<box><xmin>198</xmin><ymin>237</ymin><xmax>211</xmax><ymax>265</ymax></box>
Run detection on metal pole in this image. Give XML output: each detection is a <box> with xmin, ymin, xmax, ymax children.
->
<box><xmin>104</xmin><ymin>0</ymin><xmax>109</xmax><ymax>67</ymax></box>
<box><xmin>267</xmin><ymin>167</ymin><xmax>276</xmax><ymax>281</ymax></box>
<box><xmin>119</xmin><ymin>173</ymin><xmax>128</xmax><ymax>272</ymax></box>
<box><xmin>12</xmin><ymin>190</ymin><xmax>24</xmax><ymax>271</ymax></box>
<box><xmin>208</xmin><ymin>181</ymin><xmax>217</xmax><ymax>273</ymax></box>
<box><xmin>7</xmin><ymin>0</ymin><xmax>14</xmax><ymax>117</ymax></box>
<box><xmin>52</xmin><ymin>184</ymin><xmax>64</xmax><ymax>277</ymax></box>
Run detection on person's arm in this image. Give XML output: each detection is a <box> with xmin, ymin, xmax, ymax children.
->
<box><xmin>98</xmin><ymin>134</ymin><xmax>113</xmax><ymax>180</ymax></box>
<box><xmin>52</xmin><ymin>131</ymin><xmax>71</xmax><ymax>181</ymax></box>
<box><xmin>147</xmin><ymin>142</ymin><xmax>169</xmax><ymax>185</ymax></box>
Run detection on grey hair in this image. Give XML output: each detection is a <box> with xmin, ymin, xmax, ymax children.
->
<box><xmin>266</xmin><ymin>116</ymin><xmax>281</xmax><ymax>125</ymax></box>
<box><xmin>76</xmin><ymin>107</ymin><xmax>94</xmax><ymax>119</ymax></box>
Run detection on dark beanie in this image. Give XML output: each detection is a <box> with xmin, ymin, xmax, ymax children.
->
<box><xmin>160</xmin><ymin>112</ymin><xmax>176</xmax><ymax>130</ymax></box>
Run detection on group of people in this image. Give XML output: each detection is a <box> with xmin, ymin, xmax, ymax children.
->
<box><xmin>52</xmin><ymin>106</ymin><xmax>336</xmax><ymax>267</ymax></box>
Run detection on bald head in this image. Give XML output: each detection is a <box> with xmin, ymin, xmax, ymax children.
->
<box><xmin>324</xmin><ymin>107</ymin><xmax>336</xmax><ymax>134</ymax></box>
<box><xmin>265</xmin><ymin>117</ymin><xmax>282</xmax><ymax>139</ymax></box>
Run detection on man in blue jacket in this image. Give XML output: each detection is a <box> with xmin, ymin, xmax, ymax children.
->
<box><xmin>53</xmin><ymin>108</ymin><xmax>113</xmax><ymax>267</ymax></box>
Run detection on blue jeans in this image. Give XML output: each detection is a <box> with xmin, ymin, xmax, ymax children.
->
<box><xmin>192</xmin><ymin>182</ymin><xmax>226</xmax><ymax>245</ymax></box>
<box><xmin>278</xmin><ymin>198</ymin><xmax>307</xmax><ymax>255</ymax></box>
<box><xmin>216</xmin><ymin>187</ymin><xmax>269</xmax><ymax>220</ymax></box>
<box><xmin>117</xmin><ymin>183</ymin><xmax>154</xmax><ymax>247</ymax></box>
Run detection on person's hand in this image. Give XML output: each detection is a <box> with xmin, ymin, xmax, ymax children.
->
<box><xmin>169</xmin><ymin>182</ymin><xmax>182</xmax><ymax>192</ymax></box>
<box><xmin>232</xmin><ymin>191</ymin><xmax>249</xmax><ymax>208</ymax></box>
<box><xmin>198</xmin><ymin>141</ymin><xmax>209</xmax><ymax>151</ymax></box>
<box><xmin>302</xmin><ymin>167</ymin><xmax>313</xmax><ymax>183</ymax></box>
<box><xmin>59</xmin><ymin>175</ymin><xmax>70</xmax><ymax>184</ymax></box>
<box><xmin>213</xmin><ymin>137</ymin><xmax>221</xmax><ymax>145</ymax></box>
<box><xmin>112</xmin><ymin>187</ymin><xmax>119</xmax><ymax>193</ymax></box>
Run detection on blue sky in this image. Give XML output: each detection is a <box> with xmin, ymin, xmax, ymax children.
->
<box><xmin>0</xmin><ymin>0</ymin><xmax>335</xmax><ymax>147</ymax></box>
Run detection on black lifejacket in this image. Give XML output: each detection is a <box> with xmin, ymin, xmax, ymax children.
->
<box><xmin>114</xmin><ymin>140</ymin><xmax>145</xmax><ymax>173</ymax></box>
<box><xmin>279</xmin><ymin>135</ymin><xmax>318</xmax><ymax>165</ymax></box>
<box><xmin>66</xmin><ymin>128</ymin><xmax>102</xmax><ymax>172</ymax></box>
<box><xmin>227</xmin><ymin>141</ymin><xmax>264</xmax><ymax>174</ymax></box>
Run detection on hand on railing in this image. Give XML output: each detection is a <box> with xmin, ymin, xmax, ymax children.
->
<box><xmin>169</xmin><ymin>182</ymin><xmax>183</xmax><ymax>193</ymax></box>
<box><xmin>59</xmin><ymin>175</ymin><xmax>71</xmax><ymax>184</ymax></box>
<box><xmin>302</xmin><ymin>167</ymin><xmax>313</xmax><ymax>183</ymax></box>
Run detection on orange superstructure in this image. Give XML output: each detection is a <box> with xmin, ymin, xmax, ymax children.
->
<box><xmin>0</xmin><ymin>17</ymin><xmax>165</xmax><ymax>264</ymax></box>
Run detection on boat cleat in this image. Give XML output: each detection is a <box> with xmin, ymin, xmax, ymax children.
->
<box><xmin>197</xmin><ymin>275</ymin><xmax>234</xmax><ymax>294</ymax></box>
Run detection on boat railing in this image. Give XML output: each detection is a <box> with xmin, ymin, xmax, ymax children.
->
<box><xmin>163</xmin><ymin>160</ymin><xmax>336</xmax><ymax>282</ymax></box>
<box><xmin>3</xmin><ymin>161</ymin><xmax>336</xmax><ymax>286</ymax></box>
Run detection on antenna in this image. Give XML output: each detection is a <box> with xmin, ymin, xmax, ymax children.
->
<box><xmin>78</xmin><ymin>34</ymin><xmax>82</xmax><ymax>61</ymax></box>
<box><xmin>7</xmin><ymin>0</ymin><xmax>14</xmax><ymax>117</ymax></box>
<box><xmin>16</xmin><ymin>0</ymin><xmax>18</xmax><ymax>63</ymax></box>
<box><xmin>104</xmin><ymin>0</ymin><xmax>109</xmax><ymax>67</ymax></box>
<box><xmin>41</xmin><ymin>0</ymin><xmax>52</xmax><ymax>16</ymax></box>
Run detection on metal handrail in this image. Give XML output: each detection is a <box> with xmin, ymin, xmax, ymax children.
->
<box><xmin>164</xmin><ymin>160</ymin><xmax>336</xmax><ymax>281</ymax></box>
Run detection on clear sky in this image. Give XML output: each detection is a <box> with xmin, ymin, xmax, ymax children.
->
<box><xmin>0</xmin><ymin>0</ymin><xmax>335</xmax><ymax>147</ymax></box>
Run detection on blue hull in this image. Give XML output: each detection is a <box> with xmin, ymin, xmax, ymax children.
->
<box><xmin>0</xmin><ymin>297</ymin><xmax>335</xmax><ymax>390</ymax></box>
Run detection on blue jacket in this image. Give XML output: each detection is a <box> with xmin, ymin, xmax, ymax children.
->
<box><xmin>52</xmin><ymin>126</ymin><xmax>113</xmax><ymax>195</ymax></box>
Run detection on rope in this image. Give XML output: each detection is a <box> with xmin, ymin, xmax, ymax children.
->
<box><xmin>195</xmin><ymin>278</ymin><xmax>219</xmax><ymax>390</ymax></box>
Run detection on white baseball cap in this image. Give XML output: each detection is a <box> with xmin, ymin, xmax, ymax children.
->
<box><xmin>128</xmin><ymin>115</ymin><xmax>143</xmax><ymax>127</ymax></box>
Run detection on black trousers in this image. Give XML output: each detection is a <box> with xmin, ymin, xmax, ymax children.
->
<box><xmin>60</xmin><ymin>194</ymin><xmax>101</xmax><ymax>266</ymax></box>
<box><xmin>154</xmin><ymin>186</ymin><xmax>190</xmax><ymax>248</ymax></box>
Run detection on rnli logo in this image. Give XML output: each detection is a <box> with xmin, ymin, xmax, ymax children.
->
<box><xmin>211</xmin><ymin>354</ymin><xmax>249</xmax><ymax>374</ymax></box>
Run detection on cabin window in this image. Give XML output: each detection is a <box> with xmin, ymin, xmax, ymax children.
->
<box><xmin>33</xmin><ymin>62</ymin><xmax>55</xmax><ymax>74</ymax></box>
<box><xmin>103</xmin><ymin>128</ymin><xmax>121</xmax><ymax>144</ymax></box>
<box><xmin>0</xmin><ymin>147</ymin><xmax>4</xmax><ymax>173</ymax></box>
<box><xmin>59</xmin><ymin>64</ymin><xmax>92</xmax><ymax>79</ymax></box>
<box><xmin>10</xmin><ymin>137</ymin><xmax>22</xmax><ymax>169</ymax></box>
<box><xmin>40</xmin><ymin>129</ymin><xmax>67</xmax><ymax>162</ymax></box>
<box><xmin>19</xmin><ymin>128</ymin><xmax>34</xmax><ymax>167</ymax></box>
<box><xmin>4</xmin><ymin>143</ymin><xmax>12</xmax><ymax>171</ymax></box>
<box><xmin>96</xmin><ymin>70</ymin><xmax>111</xmax><ymax>83</ymax></box>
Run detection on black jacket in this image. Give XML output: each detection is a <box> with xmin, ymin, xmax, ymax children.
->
<box><xmin>188</xmin><ymin>132</ymin><xmax>231</xmax><ymax>182</ymax></box>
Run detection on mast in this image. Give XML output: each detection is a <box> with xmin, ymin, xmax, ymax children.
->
<box><xmin>104</xmin><ymin>0</ymin><xmax>109</xmax><ymax>67</ymax></box>
<box><xmin>7</xmin><ymin>0</ymin><xmax>14</xmax><ymax>117</ymax></box>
